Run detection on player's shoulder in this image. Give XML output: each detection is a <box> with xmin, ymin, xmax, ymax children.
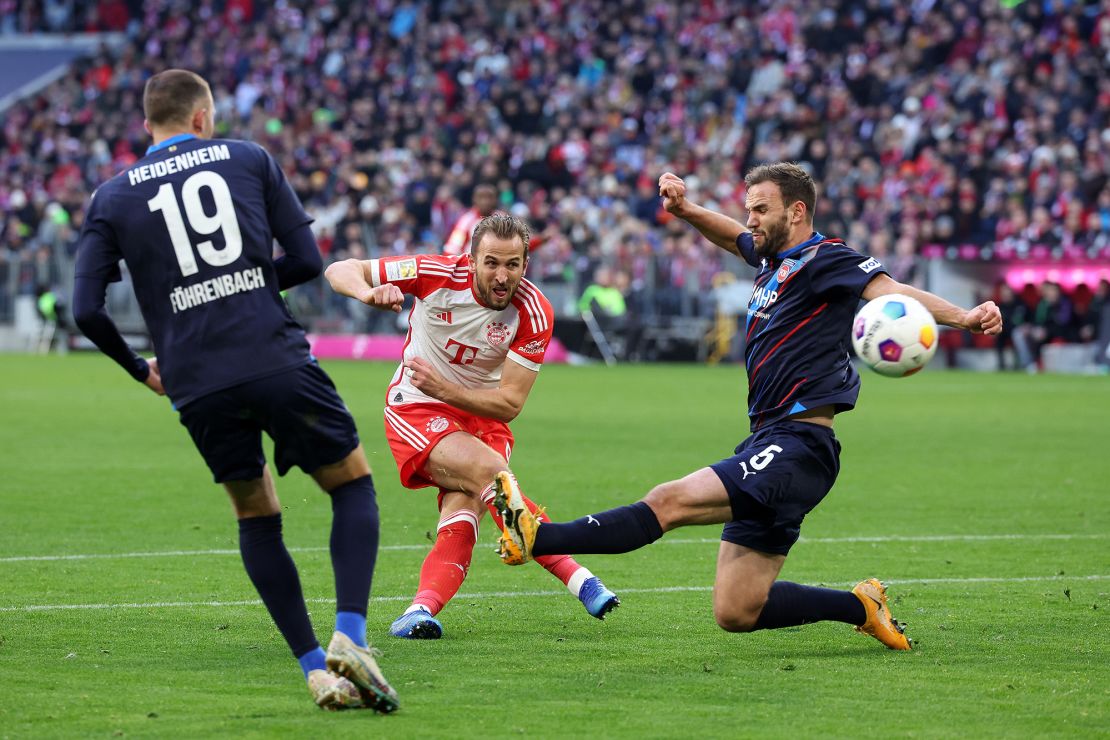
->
<box><xmin>815</xmin><ymin>238</ymin><xmax>883</xmax><ymax>271</ymax></box>
<box><xmin>512</xmin><ymin>278</ymin><xmax>554</xmax><ymax>329</ymax></box>
<box><xmin>90</xmin><ymin>170</ymin><xmax>130</xmax><ymax>199</ymax></box>
<box><xmin>412</xmin><ymin>252</ymin><xmax>471</xmax><ymax>290</ymax></box>
<box><xmin>211</xmin><ymin>137</ymin><xmax>264</xmax><ymax>154</ymax></box>
<box><xmin>210</xmin><ymin>137</ymin><xmax>272</xmax><ymax>166</ymax></box>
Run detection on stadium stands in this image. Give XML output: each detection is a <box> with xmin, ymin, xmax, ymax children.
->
<box><xmin>2</xmin><ymin>0</ymin><xmax>1107</xmax><ymax>366</ymax></box>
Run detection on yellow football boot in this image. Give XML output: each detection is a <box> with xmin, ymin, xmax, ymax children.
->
<box><xmin>492</xmin><ymin>471</ymin><xmax>539</xmax><ymax>565</ymax></box>
<box><xmin>852</xmin><ymin>578</ymin><xmax>912</xmax><ymax>650</ymax></box>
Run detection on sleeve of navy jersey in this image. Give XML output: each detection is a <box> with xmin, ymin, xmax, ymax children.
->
<box><xmin>807</xmin><ymin>242</ymin><xmax>888</xmax><ymax>297</ymax></box>
<box><xmin>735</xmin><ymin>231</ymin><xmax>761</xmax><ymax>268</ymax></box>
<box><xmin>261</xmin><ymin>148</ymin><xmax>313</xmax><ymax>238</ymax></box>
<box><xmin>74</xmin><ymin>189</ymin><xmax>123</xmax><ymax>282</ymax></box>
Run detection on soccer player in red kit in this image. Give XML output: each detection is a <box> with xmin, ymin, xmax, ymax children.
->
<box><xmin>325</xmin><ymin>213</ymin><xmax>618</xmax><ymax>638</ymax></box>
<box><xmin>442</xmin><ymin>183</ymin><xmax>498</xmax><ymax>256</ymax></box>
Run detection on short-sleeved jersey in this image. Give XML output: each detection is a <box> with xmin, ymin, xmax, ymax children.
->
<box><xmin>443</xmin><ymin>208</ymin><xmax>483</xmax><ymax>255</ymax></box>
<box><xmin>74</xmin><ymin>135</ymin><xmax>313</xmax><ymax>407</ymax></box>
<box><xmin>737</xmin><ymin>230</ymin><xmax>887</xmax><ymax>431</ymax></box>
<box><xmin>366</xmin><ymin>254</ymin><xmax>554</xmax><ymax>407</ymax></box>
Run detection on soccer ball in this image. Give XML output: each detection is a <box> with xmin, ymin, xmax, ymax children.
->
<box><xmin>851</xmin><ymin>294</ymin><xmax>938</xmax><ymax>377</ymax></box>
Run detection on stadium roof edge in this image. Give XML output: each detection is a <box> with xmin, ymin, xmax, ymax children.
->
<box><xmin>0</xmin><ymin>32</ymin><xmax>127</xmax><ymax>113</ymax></box>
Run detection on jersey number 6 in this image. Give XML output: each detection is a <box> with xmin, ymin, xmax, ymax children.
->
<box><xmin>147</xmin><ymin>171</ymin><xmax>243</xmax><ymax>276</ymax></box>
<box><xmin>749</xmin><ymin>444</ymin><xmax>783</xmax><ymax>471</ymax></box>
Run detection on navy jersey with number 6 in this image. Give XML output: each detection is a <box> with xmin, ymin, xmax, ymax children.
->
<box><xmin>736</xmin><ymin>231</ymin><xmax>888</xmax><ymax>431</ymax></box>
<box><xmin>75</xmin><ymin>135</ymin><xmax>314</xmax><ymax>407</ymax></box>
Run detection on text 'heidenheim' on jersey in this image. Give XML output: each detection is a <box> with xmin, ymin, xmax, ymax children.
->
<box><xmin>128</xmin><ymin>144</ymin><xmax>232</xmax><ymax>186</ymax></box>
<box><xmin>169</xmin><ymin>267</ymin><xmax>265</xmax><ymax>313</ymax></box>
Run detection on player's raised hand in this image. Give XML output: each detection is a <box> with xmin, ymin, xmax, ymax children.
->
<box><xmin>365</xmin><ymin>284</ymin><xmax>404</xmax><ymax>313</ymax></box>
<box><xmin>144</xmin><ymin>357</ymin><xmax>166</xmax><ymax>396</ymax></box>
<box><xmin>404</xmin><ymin>356</ymin><xmax>452</xmax><ymax>401</ymax></box>
<box><xmin>658</xmin><ymin>172</ymin><xmax>689</xmax><ymax>215</ymax></box>
<box><xmin>963</xmin><ymin>300</ymin><xmax>1003</xmax><ymax>335</ymax></box>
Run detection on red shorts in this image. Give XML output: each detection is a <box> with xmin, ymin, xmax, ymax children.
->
<box><xmin>382</xmin><ymin>403</ymin><xmax>515</xmax><ymax>492</ymax></box>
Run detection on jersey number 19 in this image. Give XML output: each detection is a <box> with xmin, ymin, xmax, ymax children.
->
<box><xmin>147</xmin><ymin>170</ymin><xmax>243</xmax><ymax>276</ymax></box>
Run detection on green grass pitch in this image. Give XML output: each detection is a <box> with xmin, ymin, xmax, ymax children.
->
<box><xmin>1</xmin><ymin>354</ymin><xmax>1107</xmax><ymax>737</ymax></box>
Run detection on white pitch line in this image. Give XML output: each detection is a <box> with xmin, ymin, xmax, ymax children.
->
<box><xmin>0</xmin><ymin>532</ymin><xmax>1105</xmax><ymax>563</ymax></box>
<box><xmin>1</xmin><ymin>574</ymin><xmax>1107</xmax><ymax>613</ymax></box>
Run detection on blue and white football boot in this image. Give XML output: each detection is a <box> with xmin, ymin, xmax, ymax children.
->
<box><xmin>578</xmin><ymin>576</ymin><xmax>620</xmax><ymax>620</ymax></box>
<box><xmin>389</xmin><ymin>608</ymin><xmax>443</xmax><ymax>639</ymax></box>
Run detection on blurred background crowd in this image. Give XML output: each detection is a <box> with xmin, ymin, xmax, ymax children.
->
<box><xmin>2</xmin><ymin>0</ymin><xmax>1109</xmax><ymax>367</ymax></box>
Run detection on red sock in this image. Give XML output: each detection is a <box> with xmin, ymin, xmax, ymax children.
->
<box><xmin>412</xmin><ymin>509</ymin><xmax>478</xmax><ymax>616</ymax></box>
<box><xmin>481</xmin><ymin>483</ymin><xmax>583</xmax><ymax>587</ymax></box>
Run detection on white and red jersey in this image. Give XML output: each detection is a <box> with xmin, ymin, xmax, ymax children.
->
<box><xmin>366</xmin><ymin>253</ymin><xmax>554</xmax><ymax>407</ymax></box>
<box><xmin>442</xmin><ymin>208</ymin><xmax>483</xmax><ymax>255</ymax></box>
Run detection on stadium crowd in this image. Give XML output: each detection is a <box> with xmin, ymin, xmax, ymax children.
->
<box><xmin>2</xmin><ymin>0</ymin><xmax>1110</xmax><ymax>345</ymax></box>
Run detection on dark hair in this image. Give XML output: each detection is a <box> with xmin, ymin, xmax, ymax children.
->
<box><xmin>143</xmin><ymin>69</ymin><xmax>211</xmax><ymax>128</ymax></box>
<box><xmin>470</xmin><ymin>213</ymin><xmax>531</xmax><ymax>260</ymax></box>
<box><xmin>744</xmin><ymin>162</ymin><xmax>817</xmax><ymax>223</ymax></box>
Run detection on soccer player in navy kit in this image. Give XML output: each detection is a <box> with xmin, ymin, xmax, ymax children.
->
<box><xmin>494</xmin><ymin>163</ymin><xmax>1002</xmax><ymax>649</ymax></box>
<box><xmin>72</xmin><ymin>69</ymin><xmax>397</xmax><ymax>710</ymax></box>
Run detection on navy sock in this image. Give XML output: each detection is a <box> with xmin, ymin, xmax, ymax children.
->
<box><xmin>532</xmin><ymin>501</ymin><xmax>664</xmax><ymax>556</ymax></box>
<box><xmin>328</xmin><ymin>475</ymin><xmax>379</xmax><ymax>641</ymax></box>
<box><xmin>752</xmin><ymin>581</ymin><xmax>866</xmax><ymax>630</ymax></box>
<box><xmin>238</xmin><ymin>514</ymin><xmax>319</xmax><ymax>659</ymax></box>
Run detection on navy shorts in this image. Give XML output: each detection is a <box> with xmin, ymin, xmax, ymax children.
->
<box><xmin>178</xmin><ymin>361</ymin><xmax>360</xmax><ymax>483</ymax></box>
<box><xmin>709</xmin><ymin>421</ymin><xmax>841</xmax><ymax>556</ymax></box>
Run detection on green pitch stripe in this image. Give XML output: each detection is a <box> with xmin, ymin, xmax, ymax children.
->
<box><xmin>1</xmin><ymin>532</ymin><xmax>1106</xmax><ymax>563</ymax></box>
<box><xmin>2</xmin><ymin>574</ymin><xmax>1107</xmax><ymax>612</ymax></box>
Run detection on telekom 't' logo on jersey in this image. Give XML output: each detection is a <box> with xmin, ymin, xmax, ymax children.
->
<box><xmin>445</xmin><ymin>338</ymin><xmax>480</xmax><ymax>365</ymax></box>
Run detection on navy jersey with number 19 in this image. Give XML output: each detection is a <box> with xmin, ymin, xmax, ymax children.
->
<box><xmin>736</xmin><ymin>231</ymin><xmax>888</xmax><ymax>431</ymax></box>
<box><xmin>75</xmin><ymin>134</ymin><xmax>314</xmax><ymax>407</ymax></box>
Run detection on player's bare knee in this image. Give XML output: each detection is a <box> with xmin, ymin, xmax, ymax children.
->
<box><xmin>642</xmin><ymin>481</ymin><xmax>695</xmax><ymax>531</ymax></box>
<box><xmin>714</xmin><ymin>605</ymin><xmax>762</xmax><ymax>633</ymax></box>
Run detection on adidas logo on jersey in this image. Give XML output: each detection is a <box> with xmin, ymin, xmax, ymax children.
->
<box><xmin>394</xmin><ymin>392</ymin><xmax>403</xmax><ymax>402</ymax></box>
<box><xmin>433</xmin><ymin>310</ymin><xmax>453</xmax><ymax>324</ymax></box>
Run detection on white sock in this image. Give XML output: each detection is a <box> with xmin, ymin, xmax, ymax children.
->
<box><xmin>403</xmin><ymin>603</ymin><xmax>431</xmax><ymax>616</ymax></box>
<box><xmin>567</xmin><ymin>567</ymin><xmax>594</xmax><ymax>597</ymax></box>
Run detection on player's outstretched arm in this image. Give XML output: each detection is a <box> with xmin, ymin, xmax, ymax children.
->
<box><xmin>323</xmin><ymin>259</ymin><xmax>404</xmax><ymax>312</ymax></box>
<box><xmin>863</xmin><ymin>274</ymin><xmax>1003</xmax><ymax>335</ymax></box>
<box><xmin>405</xmin><ymin>356</ymin><xmax>537</xmax><ymax>422</ymax></box>
<box><xmin>658</xmin><ymin>172</ymin><xmax>749</xmax><ymax>257</ymax></box>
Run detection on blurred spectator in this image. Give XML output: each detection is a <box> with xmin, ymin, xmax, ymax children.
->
<box><xmin>443</xmin><ymin>183</ymin><xmax>498</xmax><ymax>256</ymax></box>
<box><xmin>994</xmin><ymin>282</ymin><xmax>1028</xmax><ymax>371</ymax></box>
<box><xmin>3</xmin><ymin>0</ymin><xmax>1109</xmax><ymax>330</ymax></box>
<box><xmin>577</xmin><ymin>265</ymin><xmax>627</xmax><ymax>319</ymax></box>
<box><xmin>1013</xmin><ymin>282</ymin><xmax>1075</xmax><ymax>372</ymax></box>
<box><xmin>1083</xmin><ymin>278</ymin><xmax>1110</xmax><ymax>370</ymax></box>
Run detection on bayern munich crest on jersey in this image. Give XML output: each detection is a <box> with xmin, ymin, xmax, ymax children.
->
<box><xmin>485</xmin><ymin>321</ymin><xmax>510</xmax><ymax>346</ymax></box>
<box><xmin>425</xmin><ymin>416</ymin><xmax>450</xmax><ymax>433</ymax></box>
<box><xmin>777</xmin><ymin>259</ymin><xmax>797</xmax><ymax>282</ymax></box>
